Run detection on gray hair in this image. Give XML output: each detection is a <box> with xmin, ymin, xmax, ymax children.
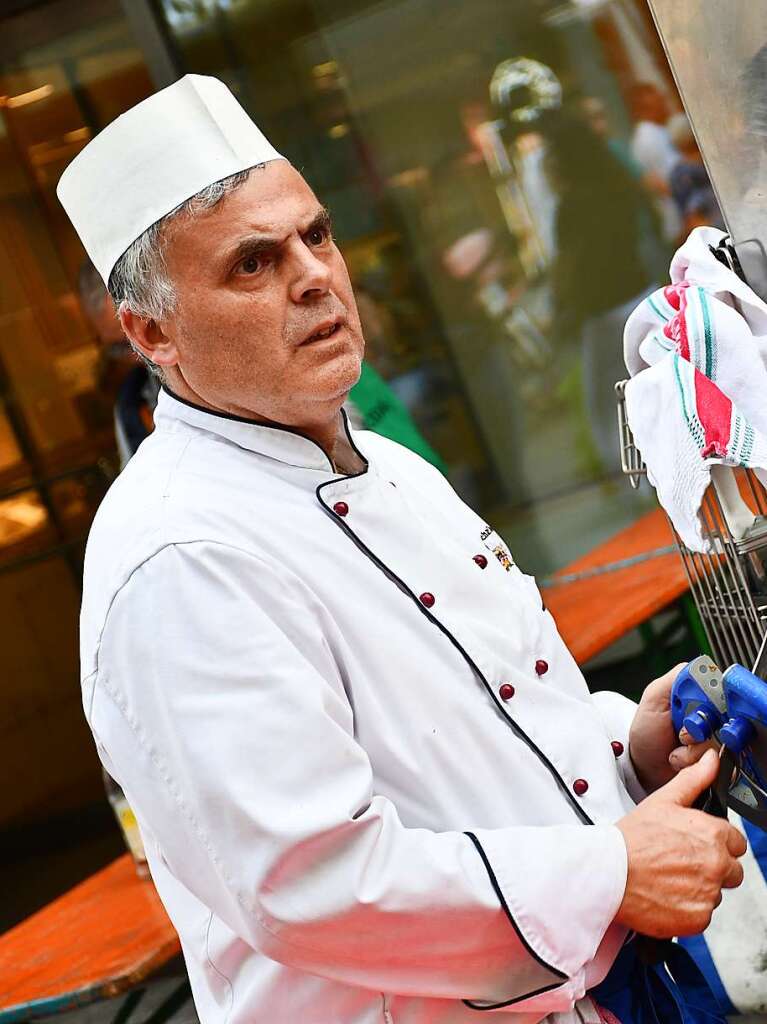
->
<box><xmin>107</xmin><ymin>166</ymin><xmax>257</xmax><ymax>376</ymax></box>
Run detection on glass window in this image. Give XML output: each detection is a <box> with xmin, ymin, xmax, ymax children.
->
<box><xmin>0</xmin><ymin>0</ymin><xmax>154</xmax><ymax>834</ymax></box>
<box><xmin>151</xmin><ymin>0</ymin><xmax>682</xmax><ymax>573</ymax></box>
<box><xmin>0</xmin><ymin>0</ymin><xmax>700</xmax><ymax>845</ymax></box>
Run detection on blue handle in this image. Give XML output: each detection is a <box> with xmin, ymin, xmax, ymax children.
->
<box><xmin>671</xmin><ymin>659</ymin><xmax>725</xmax><ymax>739</ymax></box>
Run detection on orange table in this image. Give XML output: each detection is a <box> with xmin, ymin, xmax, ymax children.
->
<box><xmin>544</xmin><ymin>507</ymin><xmax>689</xmax><ymax>665</ymax></box>
<box><xmin>0</xmin><ymin>855</ymin><xmax>182</xmax><ymax>1021</ymax></box>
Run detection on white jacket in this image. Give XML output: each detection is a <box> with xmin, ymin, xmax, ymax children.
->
<box><xmin>80</xmin><ymin>388</ymin><xmax>642</xmax><ymax>1023</ymax></box>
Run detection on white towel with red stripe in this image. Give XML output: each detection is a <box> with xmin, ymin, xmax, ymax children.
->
<box><xmin>622</xmin><ymin>226</ymin><xmax>767</xmax><ymax>551</ymax></box>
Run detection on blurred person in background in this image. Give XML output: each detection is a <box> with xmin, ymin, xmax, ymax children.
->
<box><xmin>667</xmin><ymin>112</ymin><xmax>725</xmax><ymax>233</ymax></box>
<box><xmin>546</xmin><ymin>110</ymin><xmax>662</xmax><ymax>473</ymax></box>
<box><xmin>78</xmin><ymin>258</ymin><xmax>159</xmax><ymax>468</ymax></box>
<box><xmin>628</xmin><ymin>82</ymin><xmax>682</xmax><ymax>244</ymax></box>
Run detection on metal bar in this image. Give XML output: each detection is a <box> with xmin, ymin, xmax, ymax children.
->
<box><xmin>144</xmin><ymin>980</ymin><xmax>192</xmax><ymax>1024</ymax></box>
<box><xmin>704</xmin><ymin>487</ymin><xmax>759</xmax><ymax>662</ymax></box>
<box><xmin>710</xmin><ymin>482</ymin><xmax>765</xmax><ymax>657</ymax></box>
<box><xmin>683</xmin><ymin>540</ymin><xmax>728</xmax><ymax>665</ymax></box>
<box><xmin>696</xmin><ymin>511</ymin><xmax>741</xmax><ymax>665</ymax></box>
<box><xmin>675</xmin><ymin>526</ymin><xmax>721</xmax><ymax>661</ymax></box>
<box><xmin>118</xmin><ymin>0</ymin><xmax>181</xmax><ymax>89</ymax></box>
<box><xmin>703</xmin><ymin>488</ymin><xmax>751</xmax><ymax>663</ymax></box>
<box><xmin>689</xmin><ymin>501</ymin><xmax>733</xmax><ymax>666</ymax></box>
<box><xmin>111</xmin><ymin>988</ymin><xmax>146</xmax><ymax>1024</ymax></box>
<box><xmin>539</xmin><ymin>545</ymin><xmax>677</xmax><ymax>588</ymax></box>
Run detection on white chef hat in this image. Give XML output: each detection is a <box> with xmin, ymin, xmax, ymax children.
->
<box><xmin>57</xmin><ymin>74</ymin><xmax>284</xmax><ymax>287</ymax></box>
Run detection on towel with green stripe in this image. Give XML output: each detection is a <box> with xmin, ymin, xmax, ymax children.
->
<box><xmin>622</xmin><ymin>225</ymin><xmax>767</xmax><ymax>552</ymax></box>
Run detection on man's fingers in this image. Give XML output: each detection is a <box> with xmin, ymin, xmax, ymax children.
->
<box><xmin>726</xmin><ymin>826</ymin><xmax>748</xmax><ymax>858</ymax></box>
<box><xmin>659</xmin><ymin>747</ymin><xmax>719</xmax><ymax>806</ymax></box>
<box><xmin>722</xmin><ymin>858</ymin><xmax>745</xmax><ymax>889</ymax></box>
<box><xmin>669</xmin><ymin>738</ymin><xmax>718</xmax><ymax>770</ymax></box>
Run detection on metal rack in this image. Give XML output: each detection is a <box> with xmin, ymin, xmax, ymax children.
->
<box><xmin>616</xmin><ymin>380</ymin><xmax>767</xmax><ymax>668</ymax></box>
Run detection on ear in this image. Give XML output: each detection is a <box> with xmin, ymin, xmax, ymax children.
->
<box><xmin>119</xmin><ymin>307</ymin><xmax>179</xmax><ymax>369</ymax></box>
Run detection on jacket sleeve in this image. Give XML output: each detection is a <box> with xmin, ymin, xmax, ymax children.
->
<box><xmin>87</xmin><ymin>540</ymin><xmax>628</xmax><ymax>1013</ymax></box>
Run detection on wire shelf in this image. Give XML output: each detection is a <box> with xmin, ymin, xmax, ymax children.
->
<box><xmin>616</xmin><ymin>379</ymin><xmax>767</xmax><ymax>667</ymax></box>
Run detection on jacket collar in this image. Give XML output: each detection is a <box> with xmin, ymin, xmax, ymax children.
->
<box><xmin>154</xmin><ymin>385</ymin><xmax>365</xmax><ymax>473</ymax></box>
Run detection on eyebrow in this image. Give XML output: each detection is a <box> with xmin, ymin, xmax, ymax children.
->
<box><xmin>221</xmin><ymin>208</ymin><xmax>333</xmax><ymax>273</ymax></box>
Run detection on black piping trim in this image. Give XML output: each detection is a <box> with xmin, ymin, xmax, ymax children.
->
<box><xmin>463</xmin><ymin>982</ymin><xmax>563</xmax><ymax>1011</ymax></box>
<box><xmin>462</xmin><ymin>835</ymin><xmax>565</xmax><ymax>978</ymax></box>
<box><xmin>316</xmin><ymin>474</ymin><xmax>593</xmax><ymax>825</ymax></box>
<box><xmin>160</xmin><ymin>385</ymin><xmax>368</xmax><ymax>474</ymax></box>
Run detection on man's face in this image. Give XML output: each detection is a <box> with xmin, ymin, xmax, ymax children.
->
<box><xmin>157</xmin><ymin>161</ymin><xmax>364</xmax><ymax>429</ymax></box>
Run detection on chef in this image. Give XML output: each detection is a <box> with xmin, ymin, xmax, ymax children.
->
<box><xmin>59</xmin><ymin>76</ymin><xmax>745</xmax><ymax>1024</ymax></box>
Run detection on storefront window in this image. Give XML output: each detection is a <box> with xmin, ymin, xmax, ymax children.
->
<box><xmin>0</xmin><ymin>0</ymin><xmax>154</xmax><ymax>833</ymax></box>
<box><xmin>0</xmin><ymin>0</ymin><xmax>695</xmax><ymax>843</ymax></box>
<box><xmin>151</xmin><ymin>0</ymin><xmax>677</xmax><ymax>572</ymax></box>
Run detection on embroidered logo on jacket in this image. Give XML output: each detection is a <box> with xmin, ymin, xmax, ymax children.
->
<box><xmin>492</xmin><ymin>544</ymin><xmax>513</xmax><ymax>571</ymax></box>
<box><xmin>480</xmin><ymin>524</ymin><xmax>515</xmax><ymax>571</ymax></box>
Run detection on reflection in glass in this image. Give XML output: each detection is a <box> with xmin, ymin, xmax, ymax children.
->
<box><xmin>648</xmin><ymin>1</ymin><xmax>767</xmax><ymax>298</ymax></box>
<box><xmin>153</xmin><ymin>0</ymin><xmax>682</xmax><ymax>572</ymax></box>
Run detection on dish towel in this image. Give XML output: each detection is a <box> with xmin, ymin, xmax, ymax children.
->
<box><xmin>622</xmin><ymin>226</ymin><xmax>767</xmax><ymax>552</ymax></box>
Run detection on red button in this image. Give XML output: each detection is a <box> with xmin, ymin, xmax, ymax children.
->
<box><xmin>473</xmin><ymin>554</ymin><xmax>488</xmax><ymax>569</ymax></box>
<box><xmin>611</xmin><ymin>741</ymin><xmax>624</xmax><ymax>758</ymax></box>
<box><xmin>535</xmin><ymin>659</ymin><xmax>549</xmax><ymax>676</ymax></box>
<box><xmin>333</xmin><ymin>501</ymin><xmax>349</xmax><ymax>517</ymax></box>
<box><xmin>499</xmin><ymin>683</ymin><xmax>515</xmax><ymax>701</ymax></box>
<box><xmin>573</xmin><ymin>778</ymin><xmax>589</xmax><ymax>796</ymax></box>
<box><xmin>419</xmin><ymin>592</ymin><xmax>435</xmax><ymax>608</ymax></box>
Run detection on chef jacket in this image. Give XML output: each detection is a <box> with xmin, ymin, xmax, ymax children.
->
<box><xmin>80</xmin><ymin>387</ymin><xmax>645</xmax><ymax>1024</ymax></box>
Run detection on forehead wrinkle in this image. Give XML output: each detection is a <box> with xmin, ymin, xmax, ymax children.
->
<box><xmin>219</xmin><ymin>205</ymin><xmax>331</xmax><ymax>266</ymax></box>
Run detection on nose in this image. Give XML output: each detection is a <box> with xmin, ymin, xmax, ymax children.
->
<box><xmin>289</xmin><ymin>239</ymin><xmax>332</xmax><ymax>303</ymax></box>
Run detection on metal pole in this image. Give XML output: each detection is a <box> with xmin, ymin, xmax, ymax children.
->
<box><xmin>118</xmin><ymin>0</ymin><xmax>181</xmax><ymax>90</ymax></box>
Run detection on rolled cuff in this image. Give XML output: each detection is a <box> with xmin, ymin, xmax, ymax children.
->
<box><xmin>466</xmin><ymin>822</ymin><xmax>628</xmax><ymax>990</ymax></box>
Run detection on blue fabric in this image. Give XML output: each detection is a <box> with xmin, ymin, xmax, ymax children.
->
<box><xmin>590</xmin><ymin>939</ymin><xmax>728</xmax><ymax>1023</ymax></box>
<box><xmin>678</xmin><ymin>933</ymin><xmax>736</xmax><ymax>1017</ymax></box>
<box><xmin>675</xmin><ymin>815</ymin><xmax>767</xmax><ymax>1018</ymax></box>
<box><xmin>742</xmin><ymin>817</ymin><xmax>767</xmax><ymax>886</ymax></box>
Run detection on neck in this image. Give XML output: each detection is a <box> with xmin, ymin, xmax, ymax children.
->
<box><xmin>163</xmin><ymin>374</ymin><xmax>363</xmax><ymax>474</ymax></box>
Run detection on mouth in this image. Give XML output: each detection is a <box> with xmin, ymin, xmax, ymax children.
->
<box><xmin>302</xmin><ymin>319</ymin><xmax>344</xmax><ymax>345</ymax></box>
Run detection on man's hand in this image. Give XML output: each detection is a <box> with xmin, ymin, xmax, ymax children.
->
<box><xmin>628</xmin><ymin>663</ymin><xmax>685</xmax><ymax>792</ymax></box>
<box><xmin>616</xmin><ymin>749</ymin><xmax>747</xmax><ymax>937</ymax></box>
<box><xmin>629</xmin><ymin>662</ymin><xmax>717</xmax><ymax>791</ymax></box>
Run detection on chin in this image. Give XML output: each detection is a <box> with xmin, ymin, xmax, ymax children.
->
<box><xmin>326</xmin><ymin>347</ymin><xmax>363</xmax><ymax>396</ymax></box>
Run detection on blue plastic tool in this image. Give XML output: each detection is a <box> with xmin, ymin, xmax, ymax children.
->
<box><xmin>670</xmin><ymin>638</ymin><xmax>767</xmax><ymax>827</ymax></box>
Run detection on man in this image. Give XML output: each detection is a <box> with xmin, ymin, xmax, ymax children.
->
<box><xmin>59</xmin><ymin>76</ymin><xmax>745</xmax><ymax>1023</ymax></box>
<box><xmin>80</xmin><ymin>249</ymin><xmax>441</xmax><ymax>474</ymax></box>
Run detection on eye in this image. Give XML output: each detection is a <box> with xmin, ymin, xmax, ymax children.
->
<box><xmin>307</xmin><ymin>226</ymin><xmax>330</xmax><ymax>246</ymax></box>
<box><xmin>238</xmin><ymin>255</ymin><xmax>263</xmax><ymax>275</ymax></box>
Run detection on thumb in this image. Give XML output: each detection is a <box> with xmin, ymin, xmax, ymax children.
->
<box><xmin>658</xmin><ymin>747</ymin><xmax>719</xmax><ymax>806</ymax></box>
